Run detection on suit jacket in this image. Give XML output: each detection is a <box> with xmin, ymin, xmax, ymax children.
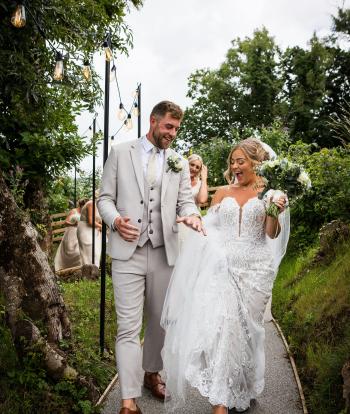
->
<box><xmin>97</xmin><ymin>138</ymin><xmax>199</xmax><ymax>266</ymax></box>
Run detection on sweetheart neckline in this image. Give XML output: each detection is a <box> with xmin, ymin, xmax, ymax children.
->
<box><xmin>221</xmin><ymin>196</ymin><xmax>259</xmax><ymax>209</ymax></box>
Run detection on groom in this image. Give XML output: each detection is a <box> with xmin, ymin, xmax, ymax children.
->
<box><xmin>97</xmin><ymin>101</ymin><xmax>203</xmax><ymax>414</ymax></box>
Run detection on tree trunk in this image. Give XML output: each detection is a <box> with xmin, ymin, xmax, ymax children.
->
<box><xmin>24</xmin><ymin>178</ymin><xmax>53</xmax><ymax>254</ymax></box>
<box><xmin>0</xmin><ymin>169</ymin><xmax>71</xmax><ymax>377</ymax></box>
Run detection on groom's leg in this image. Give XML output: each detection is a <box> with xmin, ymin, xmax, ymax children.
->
<box><xmin>142</xmin><ymin>244</ymin><xmax>173</xmax><ymax>372</ymax></box>
<box><xmin>112</xmin><ymin>246</ymin><xmax>147</xmax><ymax>399</ymax></box>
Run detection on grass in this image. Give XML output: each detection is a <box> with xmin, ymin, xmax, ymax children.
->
<box><xmin>61</xmin><ymin>276</ymin><xmax>117</xmax><ymax>390</ymax></box>
<box><xmin>272</xmin><ymin>241</ymin><xmax>350</xmax><ymax>414</ymax></box>
<box><xmin>0</xmin><ymin>275</ymin><xmax>117</xmax><ymax>414</ymax></box>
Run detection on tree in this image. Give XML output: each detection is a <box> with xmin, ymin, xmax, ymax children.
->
<box><xmin>180</xmin><ymin>9</ymin><xmax>350</xmax><ymax>150</ymax></box>
<box><xmin>179</xmin><ymin>28</ymin><xmax>283</xmax><ymax>147</ymax></box>
<box><xmin>0</xmin><ymin>0</ymin><xmax>142</xmax><ymax>212</ymax></box>
<box><xmin>0</xmin><ymin>0</ymin><xmax>143</xmax><ymax>402</ymax></box>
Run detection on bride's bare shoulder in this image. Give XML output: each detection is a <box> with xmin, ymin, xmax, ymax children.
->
<box><xmin>211</xmin><ymin>185</ymin><xmax>231</xmax><ymax>207</ymax></box>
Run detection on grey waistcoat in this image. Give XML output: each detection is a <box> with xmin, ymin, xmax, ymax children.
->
<box><xmin>137</xmin><ymin>176</ymin><xmax>164</xmax><ymax>248</ymax></box>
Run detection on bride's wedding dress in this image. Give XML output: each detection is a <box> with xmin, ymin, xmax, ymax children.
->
<box><xmin>161</xmin><ymin>192</ymin><xmax>289</xmax><ymax>411</ymax></box>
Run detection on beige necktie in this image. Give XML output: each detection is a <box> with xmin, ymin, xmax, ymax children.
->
<box><xmin>146</xmin><ymin>146</ymin><xmax>159</xmax><ymax>185</ymax></box>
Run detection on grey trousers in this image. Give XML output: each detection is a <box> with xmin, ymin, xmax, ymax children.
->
<box><xmin>111</xmin><ymin>242</ymin><xmax>173</xmax><ymax>399</ymax></box>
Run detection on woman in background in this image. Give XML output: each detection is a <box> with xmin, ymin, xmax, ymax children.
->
<box><xmin>77</xmin><ymin>197</ymin><xmax>102</xmax><ymax>266</ymax></box>
<box><xmin>54</xmin><ymin>198</ymin><xmax>88</xmax><ymax>271</ymax></box>
<box><xmin>188</xmin><ymin>154</ymin><xmax>208</xmax><ymax>206</ymax></box>
<box><xmin>178</xmin><ymin>154</ymin><xmax>209</xmax><ymax>249</ymax></box>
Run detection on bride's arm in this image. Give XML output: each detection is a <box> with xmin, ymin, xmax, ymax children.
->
<box><xmin>265</xmin><ymin>194</ymin><xmax>287</xmax><ymax>239</ymax></box>
<box><xmin>265</xmin><ymin>216</ymin><xmax>281</xmax><ymax>239</ymax></box>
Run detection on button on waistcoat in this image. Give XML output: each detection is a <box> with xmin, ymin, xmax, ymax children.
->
<box><xmin>137</xmin><ymin>175</ymin><xmax>164</xmax><ymax>248</ymax></box>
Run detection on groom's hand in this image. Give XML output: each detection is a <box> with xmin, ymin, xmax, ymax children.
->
<box><xmin>177</xmin><ymin>215</ymin><xmax>207</xmax><ymax>236</ymax></box>
<box><xmin>114</xmin><ymin>216</ymin><xmax>140</xmax><ymax>242</ymax></box>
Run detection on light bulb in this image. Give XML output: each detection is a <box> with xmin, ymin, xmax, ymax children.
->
<box><xmin>118</xmin><ymin>103</ymin><xmax>125</xmax><ymax>121</ymax></box>
<box><xmin>53</xmin><ymin>52</ymin><xmax>64</xmax><ymax>81</ymax></box>
<box><xmin>103</xmin><ymin>41</ymin><xmax>112</xmax><ymax>62</ymax></box>
<box><xmin>132</xmin><ymin>103</ymin><xmax>139</xmax><ymax>117</ymax></box>
<box><xmin>110</xmin><ymin>65</ymin><xmax>116</xmax><ymax>82</ymax></box>
<box><xmin>126</xmin><ymin>114</ymin><xmax>133</xmax><ymax>130</ymax></box>
<box><xmin>82</xmin><ymin>61</ymin><xmax>91</xmax><ymax>81</ymax></box>
<box><xmin>11</xmin><ymin>4</ymin><xmax>26</xmax><ymax>28</ymax></box>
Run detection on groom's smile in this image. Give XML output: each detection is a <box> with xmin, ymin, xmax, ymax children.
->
<box><xmin>149</xmin><ymin>112</ymin><xmax>181</xmax><ymax>149</ymax></box>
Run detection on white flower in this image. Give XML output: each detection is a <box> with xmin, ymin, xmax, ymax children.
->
<box><xmin>263</xmin><ymin>189</ymin><xmax>286</xmax><ymax>207</ymax></box>
<box><xmin>297</xmin><ymin>170</ymin><xmax>312</xmax><ymax>189</ymax></box>
<box><xmin>167</xmin><ymin>155</ymin><xmax>183</xmax><ymax>173</ymax></box>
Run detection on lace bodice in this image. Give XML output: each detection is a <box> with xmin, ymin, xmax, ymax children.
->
<box><xmin>217</xmin><ymin>196</ymin><xmax>266</xmax><ymax>242</ymax></box>
<box><xmin>162</xmin><ymin>192</ymin><xmax>290</xmax><ymax>412</ymax></box>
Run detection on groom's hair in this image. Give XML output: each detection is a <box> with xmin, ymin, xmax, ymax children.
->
<box><xmin>151</xmin><ymin>101</ymin><xmax>183</xmax><ymax>120</ymax></box>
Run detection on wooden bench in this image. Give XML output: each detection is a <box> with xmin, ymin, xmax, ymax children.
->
<box><xmin>50</xmin><ymin>212</ymin><xmax>68</xmax><ymax>243</ymax></box>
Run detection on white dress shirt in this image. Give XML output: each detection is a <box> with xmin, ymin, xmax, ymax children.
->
<box><xmin>141</xmin><ymin>135</ymin><xmax>165</xmax><ymax>183</ymax></box>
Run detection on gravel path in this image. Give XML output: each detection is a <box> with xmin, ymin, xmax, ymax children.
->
<box><xmin>101</xmin><ymin>321</ymin><xmax>303</xmax><ymax>414</ymax></box>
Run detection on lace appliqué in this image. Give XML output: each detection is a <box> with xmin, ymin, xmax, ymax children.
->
<box><xmin>162</xmin><ymin>196</ymin><xmax>277</xmax><ymax>411</ymax></box>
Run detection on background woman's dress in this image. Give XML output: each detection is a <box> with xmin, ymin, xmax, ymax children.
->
<box><xmin>54</xmin><ymin>210</ymin><xmax>81</xmax><ymax>271</ymax></box>
<box><xmin>77</xmin><ymin>204</ymin><xmax>102</xmax><ymax>266</ymax></box>
<box><xmin>162</xmin><ymin>194</ymin><xmax>285</xmax><ymax>411</ymax></box>
<box><xmin>178</xmin><ymin>179</ymin><xmax>202</xmax><ymax>249</ymax></box>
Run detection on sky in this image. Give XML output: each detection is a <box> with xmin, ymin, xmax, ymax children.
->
<box><xmin>76</xmin><ymin>0</ymin><xmax>349</xmax><ymax>173</ymax></box>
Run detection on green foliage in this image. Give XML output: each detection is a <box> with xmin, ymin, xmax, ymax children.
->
<box><xmin>188</xmin><ymin>137</ymin><xmax>234</xmax><ymax>187</ymax></box>
<box><xmin>180</xmin><ymin>8</ymin><xmax>350</xmax><ymax>150</ymax></box>
<box><xmin>328</xmin><ymin>100</ymin><xmax>350</xmax><ymax>145</ymax></box>
<box><xmin>48</xmin><ymin>169</ymin><xmax>102</xmax><ymax>213</ymax></box>
<box><xmin>61</xmin><ymin>277</ymin><xmax>117</xmax><ymax>387</ymax></box>
<box><xmin>179</xmin><ymin>28</ymin><xmax>283</xmax><ymax>147</ymax></box>
<box><xmin>0</xmin><ymin>275</ymin><xmax>117</xmax><ymax>413</ymax></box>
<box><xmin>286</xmin><ymin>143</ymin><xmax>350</xmax><ymax>250</ymax></box>
<box><xmin>0</xmin><ymin>317</ymin><xmax>99</xmax><ymax>413</ymax></box>
<box><xmin>272</xmin><ymin>239</ymin><xmax>350</xmax><ymax>414</ymax></box>
<box><xmin>0</xmin><ymin>0</ymin><xmax>143</xmax><ymax>202</ymax></box>
<box><xmin>281</xmin><ymin>35</ymin><xmax>332</xmax><ymax>145</ymax></box>
<box><xmin>259</xmin><ymin>120</ymin><xmax>291</xmax><ymax>154</ymax></box>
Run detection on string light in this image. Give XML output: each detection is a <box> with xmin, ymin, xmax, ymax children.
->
<box><xmin>53</xmin><ymin>52</ymin><xmax>64</xmax><ymax>81</ymax></box>
<box><xmin>132</xmin><ymin>102</ymin><xmax>139</xmax><ymax>117</ymax></box>
<box><xmin>103</xmin><ymin>41</ymin><xmax>113</xmax><ymax>62</ymax></box>
<box><xmin>82</xmin><ymin>60</ymin><xmax>91</xmax><ymax>81</ymax></box>
<box><xmin>110</xmin><ymin>64</ymin><xmax>116</xmax><ymax>82</ymax></box>
<box><xmin>11</xmin><ymin>3</ymin><xmax>26</xmax><ymax>28</ymax></box>
<box><xmin>126</xmin><ymin>114</ymin><xmax>133</xmax><ymax>130</ymax></box>
<box><xmin>117</xmin><ymin>103</ymin><xmax>126</xmax><ymax>121</ymax></box>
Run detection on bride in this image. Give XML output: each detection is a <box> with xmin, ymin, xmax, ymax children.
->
<box><xmin>161</xmin><ymin>138</ymin><xmax>289</xmax><ymax>413</ymax></box>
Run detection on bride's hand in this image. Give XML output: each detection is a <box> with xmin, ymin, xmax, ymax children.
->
<box><xmin>271</xmin><ymin>195</ymin><xmax>287</xmax><ymax>214</ymax></box>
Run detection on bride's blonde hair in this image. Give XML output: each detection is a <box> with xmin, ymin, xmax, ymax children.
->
<box><xmin>224</xmin><ymin>138</ymin><xmax>270</xmax><ymax>184</ymax></box>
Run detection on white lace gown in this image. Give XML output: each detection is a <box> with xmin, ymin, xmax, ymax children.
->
<box><xmin>178</xmin><ymin>180</ymin><xmax>202</xmax><ymax>249</ymax></box>
<box><xmin>161</xmin><ymin>195</ymin><xmax>283</xmax><ymax>411</ymax></box>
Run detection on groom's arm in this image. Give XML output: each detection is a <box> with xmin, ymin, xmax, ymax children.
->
<box><xmin>97</xmin><ymin>145</ymin><xmax>121</xmax><ymax>228</ymax></box>
<box><xmin>176</xmin><ymin>159</ymin><xmax>201</xmax><ymax>218</ymax></box>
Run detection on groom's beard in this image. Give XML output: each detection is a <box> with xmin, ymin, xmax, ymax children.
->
<box><xmin>152</xmin><ymin>129</ymin><xmax>174</xmax><ymax>150</ymax></box>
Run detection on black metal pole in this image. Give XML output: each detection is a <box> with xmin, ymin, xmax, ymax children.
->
<box><xmin>100</xmin><ymin>33</ymin><xmax>111</xmax><ymax>356</ymax></box>
<box><xmin>137</xmin><ymin>83</ymin><xmax>141</xmax><ymax>138</ymax></box>
<box><xmin>92</xmin><ymin>117</ymin><xmax>96</xmax><ymax>265</ymax></box>
<box><xmin>74</xmin><ymin>165</ymin><xmax>77</xmax><ymax>206</ymax></box>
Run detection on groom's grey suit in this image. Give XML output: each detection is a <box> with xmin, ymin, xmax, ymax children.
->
<box><xmin>97</xmin><ymin>136</ymin><xmax>199</xmax><ymax>399</ymax></box>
